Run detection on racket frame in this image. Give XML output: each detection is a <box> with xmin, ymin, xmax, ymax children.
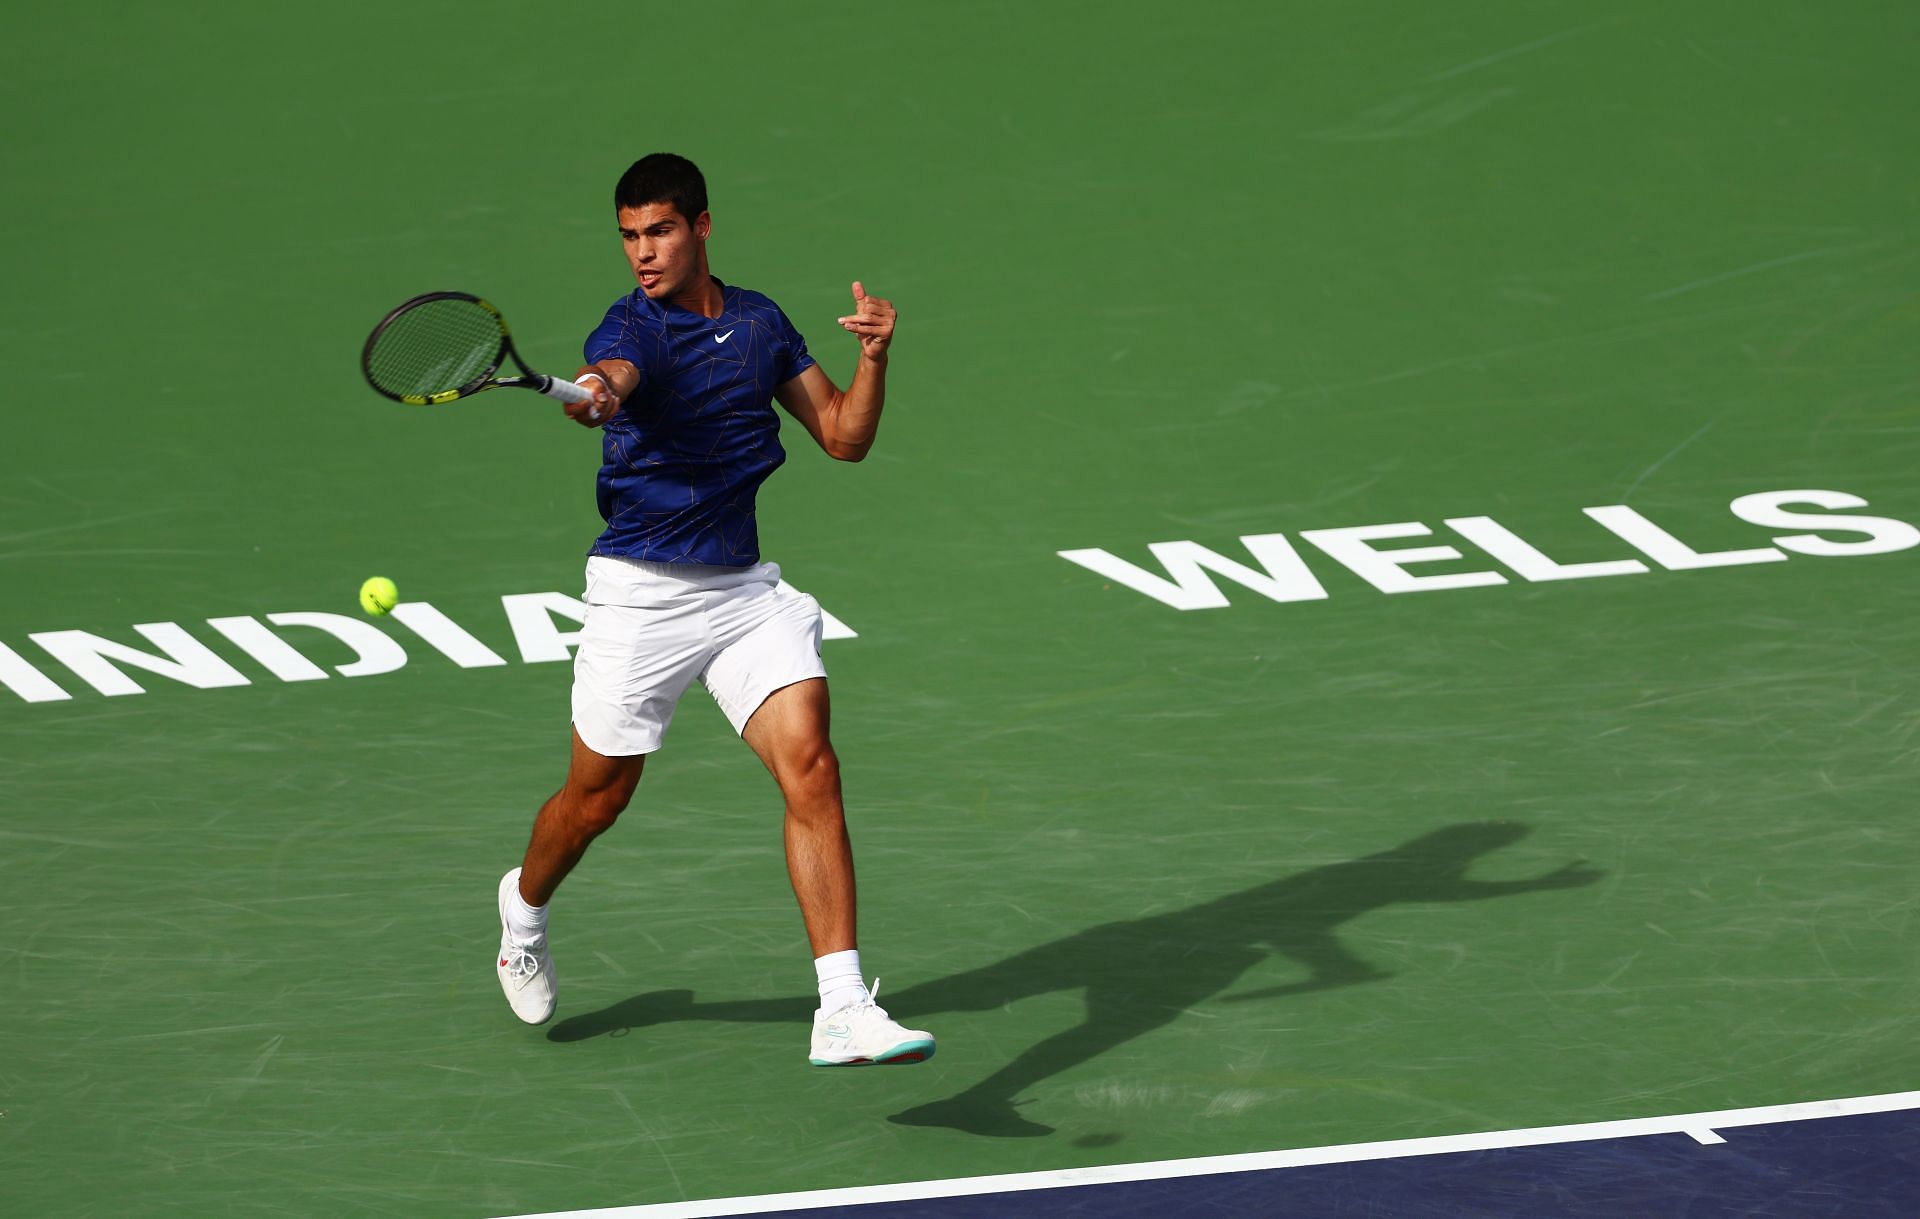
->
<box><xmin>361</xmin><ymin>291</ymin><xmax>592</xmax><ymax>406</ymax></box>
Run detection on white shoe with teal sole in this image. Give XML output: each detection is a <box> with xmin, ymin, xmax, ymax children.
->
<box><xmin>809</xmin><ymin>980</ymin><xmax>935</xmax><ymax>1066</ymax></box>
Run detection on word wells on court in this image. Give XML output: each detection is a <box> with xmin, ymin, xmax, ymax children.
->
<box><xmin>1057</xmin><ymin>488</ymin><xmax>1918</xmax><ymax>610</ymax></box>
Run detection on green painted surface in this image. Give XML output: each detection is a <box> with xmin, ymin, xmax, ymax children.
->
<box><xmin>3</xmin><ymin>2</ymin><xmax>1917</xmax><ymax>1214</ymax></box>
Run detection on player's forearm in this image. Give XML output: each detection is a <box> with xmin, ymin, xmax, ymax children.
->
<box><xmin>827</xmin><ymin>353</ymin><xmax>888</xmax><ymax>462</ymax></box>
<box><xmin>575</xmin><ymin>359</ymin><xmax>639</xmax><ymax>400</ymax></box>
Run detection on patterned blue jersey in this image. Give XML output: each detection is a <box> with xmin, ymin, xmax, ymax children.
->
<box><xmin>583</xmin><ymin>279</ymin><xmax>816</xmax><ymax>566</ymax></box>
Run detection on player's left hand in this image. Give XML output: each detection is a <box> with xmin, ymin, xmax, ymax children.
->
<box><xmin>836</xmin><ymin>281</ymin><xmax>895</xmax><ymax>360</ymax></box>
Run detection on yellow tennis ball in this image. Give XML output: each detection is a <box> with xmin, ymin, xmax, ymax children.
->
<box><xmin>359</xmin><ymin>576</ymin><xmax>399</xmax><ymax>616</ymax></box>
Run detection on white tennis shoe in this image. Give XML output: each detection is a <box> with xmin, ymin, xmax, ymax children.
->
<box><xmin>809</xmin><ymin>980</ymin><xmax>935</xmax><ymax>1066</ymax></box>
<box><xmin>496</xmin><ymin>870</ymin><xmax>556</xmax><ymax>1025</ymax></box>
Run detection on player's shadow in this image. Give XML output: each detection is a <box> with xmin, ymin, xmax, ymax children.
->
<box><xmin>549</xmin><ymin>821</ymin><xmax>1600</xmax><ymax>1138</ymax></box>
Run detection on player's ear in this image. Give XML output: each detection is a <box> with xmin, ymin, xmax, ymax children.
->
<box><xmin>694</xmin><ymin>211</ymin><xmax>712</xmax><ymax>242</ymax></box>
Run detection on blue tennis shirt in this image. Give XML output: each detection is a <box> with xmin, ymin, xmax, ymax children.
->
<box><xmin>583</xmin><ymin>278</ymin><xmax>816</xmax><ymax>566</ymax></box>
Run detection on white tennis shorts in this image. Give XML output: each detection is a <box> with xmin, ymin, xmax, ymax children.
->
<box><xmin>570</xmin><ymin>555</ymin><xmax>827</xmax><ymax>757</ymax></box>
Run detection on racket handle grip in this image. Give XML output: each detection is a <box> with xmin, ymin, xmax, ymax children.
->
<box><xmin>539</xmin><ymin>375</ymin><xmax>596</xmax><ymax>406</ymax></box>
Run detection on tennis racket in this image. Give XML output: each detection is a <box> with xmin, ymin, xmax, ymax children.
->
<box><xmin>361</xmin><ymin>292</ymin><xmax>594</xmax><ymax>407</ymax></box>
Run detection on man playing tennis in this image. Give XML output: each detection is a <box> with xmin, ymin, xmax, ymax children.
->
<box><xmin>493</xmin><ymin>153</ymin><xmax>933</xmax><ymax>1068</ymax></box>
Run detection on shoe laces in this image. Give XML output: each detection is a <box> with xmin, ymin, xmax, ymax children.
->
<box><xmin>502</xmin><ymin>942</ymin><xmax>543</xmax><ymax>984</ymax></box>
<box><xmin>823</xmin><ymin>978</ymin><xmax>886</xmax><ymax>1023</ymax></box>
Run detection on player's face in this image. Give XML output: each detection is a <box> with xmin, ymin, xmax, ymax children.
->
<box><xmin>617</xmin><ymin>202</ymin><xmax>710</xmax><ymax>299</ymax></box>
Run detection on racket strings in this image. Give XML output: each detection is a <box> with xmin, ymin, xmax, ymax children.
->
<box><xmin>365</xmin><ymin>298</ymin><xmax>505</xmax><ymax>398</ymax></box>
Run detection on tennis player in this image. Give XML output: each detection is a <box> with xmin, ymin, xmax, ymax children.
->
<box><xmin>493</xmin><ymin>153</ymin><xmax>933</xmax><ymax>1067</ymax></box>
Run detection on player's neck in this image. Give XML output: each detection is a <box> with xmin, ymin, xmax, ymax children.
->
<box><xmin>667</xmin><ymin>270</ymin><xmax>724</xmax><ymax>319</ymax></box>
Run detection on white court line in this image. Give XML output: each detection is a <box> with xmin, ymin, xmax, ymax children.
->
<box><xmin>498</xmin><ymin>1089</ymin><xmax>1920</xmax><ymax>1218</ymax></box>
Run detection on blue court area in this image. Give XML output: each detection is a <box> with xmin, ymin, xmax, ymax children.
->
<box><xmin>527</xmin><ymin>1095</ymin><xmax>1920</xmax><ymax>1217</ymax></box>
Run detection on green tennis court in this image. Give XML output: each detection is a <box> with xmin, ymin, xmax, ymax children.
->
<box><xmin>4</xmin><ymin>3</ymin><xmax>1917</xmax><ymax>1214</ymax></box>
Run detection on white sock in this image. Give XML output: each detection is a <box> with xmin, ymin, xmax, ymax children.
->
<box><xmin>815</xmin><ymin>949</ymin><xmax>866</xmax><ymax>1014</ymax></box>
<box><xmin>504</xmin><ymin>867</ymin><xmax>548</xmax><ymax>943</ymax></box>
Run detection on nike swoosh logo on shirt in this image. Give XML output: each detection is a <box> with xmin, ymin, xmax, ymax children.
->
<box><xmin>715</xmin><ymin>329</ymin><xmax>735</xmax><ymax>344</ymax></box>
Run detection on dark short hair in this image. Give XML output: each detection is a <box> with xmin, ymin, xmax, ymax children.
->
<box><xmin>614</xmin><ymin>153</ymin><xmax>708</xmax><ymax>224</ymax></box>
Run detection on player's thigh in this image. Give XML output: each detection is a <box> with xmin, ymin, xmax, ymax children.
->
<box><xmin>701</xmin><ymin>580</ymin><xmax>828</xmax><ymax>743</ymax></box>
<box><xmin>571</xmin><ymin>600</ymin><xmax>707</xmax><ymax>758</ymax></box>
<box><xmin>563</xmin><ymin>725</ymin><xmax>646</xmax><ymax>805</ymax></box>
<box><xmin>739</xmin><ymin>676</ymin><xmax>832</xmax><ymax>765</ymax></box>
<box><xmin>740</xmin><ymin>677</ymin><xmax>842</xmax><ymax>804</ymax></box>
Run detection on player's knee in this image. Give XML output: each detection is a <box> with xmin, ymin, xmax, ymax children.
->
<box><xmin>780</xmin><ymin>745</ymin><xmax>842</xmax><ymax>815</ymax></box>
<box><xmin>568</xmin><ymin>785</ymin><xmax>633</xmax><ymax>836</ymax></box>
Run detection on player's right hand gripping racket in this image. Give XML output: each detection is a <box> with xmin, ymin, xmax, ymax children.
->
<box><xmin>360</xmin><ymin>291</ymin><xmax>594</xmax><ymax>407</ymax></box>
